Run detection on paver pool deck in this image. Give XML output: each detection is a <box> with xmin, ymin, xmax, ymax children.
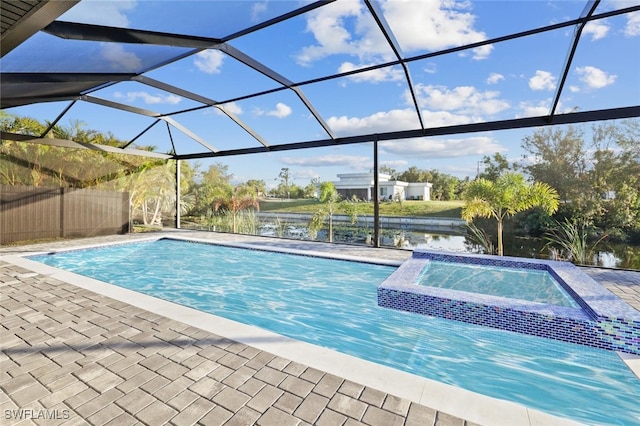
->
<box><xmin>1</xmin><ymin>230</ymin><xmax>639</xmax><ymax>426</ymax></box>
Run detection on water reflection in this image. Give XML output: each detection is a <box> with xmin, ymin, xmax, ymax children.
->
<box><xmin>415</xmin><ymin>233</ymin><xmax>472</xmax><ymax>252</ymax></box>
<box><xmin>256</xmin><ymin>219</ymin><xmax>639</xmax><ymax>269</ymax></box>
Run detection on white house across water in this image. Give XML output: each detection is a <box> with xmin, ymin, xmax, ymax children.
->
<box><xmin>332</xmin><ymin>173</ymin><xmax>432</xmax><ymax>201</ymax></box>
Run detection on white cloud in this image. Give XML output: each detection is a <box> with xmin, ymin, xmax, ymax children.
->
<box><xmin>327</xmin><ymin>93</ymin><xmax>512</xmax><ymax>138</ymax></box>
<box><xmin>412</xmin><ymin>84</ymin><xmax>510</xmax><ymax>116</ymax></box>
<box><xmin>420</xmin><ymin>109</ymin><xmax>476</xmax><ymax>127</ymax></box>
<box><xmin>469</xmin><ymin>44</ymin><xmax>494</xmax><ymax>60</ymax></box>
<box><xmin>61</xmin><ymin>0</ymin><xmax>135</xmax><ymax>26</ymax></box>
<box><xmin>114</xmin><ymin>91</ymin><xmax>181</xmax><ymax>105</ymax></box>
<box><xmin>251</xmin><ymin>2</ymin><xmax>268</xmax><ymax>22</ymax></box>
<box><xmin>325</xmin><ymin>82</ymin><xmax>510</xmax><ymax>139</ymax></box>
<box><xmin>292</xmin><ymin>169</ymin><xmax>321</xmax><ymax>181</ymax></box>
<box><xmin>517</xmin><ymin>101</ymin><xmax>550</xmax><ymax>118</ymax></box>
<box><xmin>487</xmin><ymin>73</ymin><xmax>505</xmax><ymax>85</ymax></box>
<box><xmin>382</xmin><ymin>0</ymin><xmax>490</xmax><ymax>58</ymax></box>
<box><xmin>326</xmin><ymin>106</ymin><xmax>489</xmax><ymax>139</ymax></box>
<box><xmin>423</xmin><ymin>63</ymin><xmax>438</xmax><ymax>74</ymax></box>
<box><xmin>101</xmin><ymin>44</ymin><xmax>141</xmax><ymax>71</ymax></box>
<box><xmin>296</xmin><ymin>1</ymin><xmax>368</xmax><ymax>65</ymax></box>
<box><xmin>583</xmin><ymin>21</ymin><xmax>609</xmax><ymax>40</ymax></box>
<box><xmin>608</xmin><ymin>1</ymin><xmax>640</xmax><ymax>36</ymax></box>
<box><xmin>254</xmin><ymin>103</ymin><xmax>293</xmax><ymax>118</ymax></box>
<box><xmin>529</xmin><ymin>70</ymin><xmax>556</xmax><ymax>91</ymax></box>
<box><xmin>219</xmin><ymin>102</ymin><xmax>243</xmax><ymax>115</ymax></box>
<box><xmin>338</xmin><ymin>62</ymin><xmax>404</xmax><ymax>83</ymax></box>
<box><xmin>624</xmin><ymin>11</ymin><xmax>640</xmax><ymax>36</ymax></box>
<box><xmin>268</xmin><ymin>103</ymin><xmax>293</xmax><ymax>118</ymax></box>
<box><xmin>282</xmin><ymin>154</ymin><xmax>371</xmax><ymax>170</ymax></box>
<box><xmin>576</xmin><ymin>66</ymin><xmax>617</xmax><ymax>89</ymax></box>
<box><xmin>194</xmin><ymin>50</ymin><xmax>225</xmax><ymax>74</ymax></box>
<box><xmin>380</xmin><ymin>136</ymin><xmax>505</xmax><ymax>158</ymax></box>
<box><xmin>296</xmin><ymin>0</ymin><xmax>491</xmax><ymax>67</ymax></box>
<box><xmin>516</xmin><ymin>100</ymin><xmax>573</xmax><ymax>118</ymax></box>
<box><xmin>458</xmin><ymin>44</ymin><xmax>494</xmax><ymax>61</ymax></box>
<box><xmin>328</xmin><ymin>109</ymin><xmax>420</xmax><ymax>136</ymax></box>
<box><xmin>381</xmin><ymin>159</ymin><xmax>409</xmax><ymax>169</ymax></box>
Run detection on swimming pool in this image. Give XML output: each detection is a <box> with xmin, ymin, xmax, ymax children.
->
<box><xmin>29</xmin><ymin>238</ymin><xmax>640</xmax><ymax>425</ymax></box>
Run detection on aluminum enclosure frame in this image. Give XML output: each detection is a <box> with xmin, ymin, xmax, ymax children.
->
<box><xmin>1</xmin><ymin>0</ymin><xmax>639</xmax><ymax>246</ymax></box>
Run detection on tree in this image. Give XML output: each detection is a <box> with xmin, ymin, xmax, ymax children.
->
<box><xmin>430</xmin><ymin>171</ymin><xmax>460</xmax><ymax>201</ymax></box>
<box><xmin>396</xmin><ymin>166</ymin><xmax>432</xmax><ymax>183</ymax></box>
<box><xmin>0</xmin><ymin>113</ymin><xmax>203</xmax><ymax>229</ymax></box>
<box><xmin>462</xmin><ymin>172</ymin><xmax>559</xmax><ymax>256</ymax></box>
<box><xmin>288</xmin><ymin>184</ymin><xmax>305</xmax><ymax>199</ymax></box>
<box><xmin>303</xmin><ymin>182</ymin><xmax>318</xmax><ymax>198</ymax></box>
<box><xmin>519</xmin><ymin>120</ymin><xmax>640</xmax><ymax>240</ymax></box>
<box><xmin>214</xmin><ymin>185</ymin><xmax>260</xmax><ymax>234</ymax></box>
<box><xmin>244</xmin><ymin>179</ymin><xmax>266</xmax><ymax>197</ymax></box>
<box><xmin>191</xmin><ymin>163</ymin><xmax>233</xmax><ymax>216</ymax></box>
<box><xmin>394</xmin><ymin>167</ymin><xmax>465</xmax><ymax>200</ymax></box>
<box><xmin>308</xmin><ymin>182</ymin><xmax>357</xmax><ymax>243</ymax></box>
<box><xmin>478</xmin><ymin>152</ymin><xmax>514</xmax><ymax>181</ymax></box>
<box><xmin>520</xmin><ymin>125</ymin><xmax>586</xmax><ymax>203</ymax></box>
<box><xmin>589</xmin><ymin>120</ymin><xmax>640</xmax><ymax>237</ymax></box>
<box><xmin>125</xmin><ymin>160</ymin><xmax>177</xmax><ymax>226</ymax></box>
<box><xmin>617</xmin><ymin>119</ymin><xmax>640</xmax><ymax>157</ymax></box>
<box><xmin>1</xmin><ymin>113</ymin><xmax>59</xmax><ymax>186</ymax></box>
<box><xmin>380</xmin><ymin>165</ymin><xmax>398</xmax><ymax>179</ymax></box>
<box><xmin>276</xmin><ymin>167</ymin><xmax>292</xmax><ymax>199</ymax></box>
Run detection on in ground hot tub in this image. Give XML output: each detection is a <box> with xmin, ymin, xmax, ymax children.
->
<box><xmin>377</xmin><ymin>249</ymin><xmax>640</xmax><ymax>355</ymax></box>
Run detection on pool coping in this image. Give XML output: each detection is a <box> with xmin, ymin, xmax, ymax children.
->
<box><xmin>4</xmin><ymin>235</ymin><xmax>638</xmax><ymax>425</ymax></box>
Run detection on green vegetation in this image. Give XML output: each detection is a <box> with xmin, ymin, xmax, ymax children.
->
<box><xmin>520</xmin><ymin>121</ymin><xmax>640</xmax><ymax>244</ymax></box>
<box><xmin>202</xmin><ymin>210</ymin><xmax>259</xmax><ymax>235</ymax></box>
<box><xmin>259</xmin><ymin>199</ymin><xmax>319</xmax><ymax>212</ymax></box>
<box><xmin>308</xmin><ymin>182</ymin><xmax>359</xmax><ymax>243</ymax></box>
<box><xmin>260</xmin><ymin>199</ymin><xmax>464</xmax><ymax>218</ymax></box>
<box><xmin>213</xmin><ymin>186</ymin><xmax>260</xmax><ymax>234</ymax></box>
<box><xmin>462</xmin><ymin>172</ymin><xmax>559</xmax><ymax>256</ymax></box>
<box><xmin>2</xmin><ymin>111</ymin><xmax>639</xmax><ymax>266</ymax></box>
<box><xmin>381</xmin><ymin>165</ymin><xmax>469</xmax><ymax>200</ymax></box>
<box><xmin>543</xmin><ymin>219</ymin><xmax>608</xmax><ymax>265</ymax></box>
<box><xmin>465</xmin><ymin>223</ymin><xmax>496</xmax><ymax>255</ymax></box>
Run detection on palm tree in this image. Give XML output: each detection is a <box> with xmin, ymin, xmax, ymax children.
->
<box><xmin>276</xmin><ymin>167</ymin><xmax>292</xmax><ymax>199</ymax></box>
<box><xmin>214</xmin><ymin>186</ymin><xmax>260</xmax><ymax>233</ymax></box>
<box><xmin>462</xmin><ymin>172</ymin><xmax>559</xmax><ymax>256</ymax></box>
<box><xmin>309</xmin><ymin>182</ymin><xmax>358</xmax><ymax>243</ymax></box>
<box><xmin>133</xmin><ymin>161</ymin><xmax>176</xmax><ymax>226</ymax></box>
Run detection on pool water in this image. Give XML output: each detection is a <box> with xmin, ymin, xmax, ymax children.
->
<box><xmin>30</xmin><ymin>238</ymin><xmax>640</xmax><ymax>425</ymax></box>
<box><xmin>416</xmin><ymin>261</ymin><xmax>579</xmax><ymax>308</ymax></box>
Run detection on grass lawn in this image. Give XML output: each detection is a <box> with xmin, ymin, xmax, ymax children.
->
<box><xmin>259</xmin><ymin>198</ymin><xmax>464</xmax><ymax>218</ymax></box>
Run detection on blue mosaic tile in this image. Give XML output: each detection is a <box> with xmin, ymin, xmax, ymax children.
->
<box><xmin>378</xmin><ymin>250</ymin><xmax>640</xmax><ymax>355</ymax></box>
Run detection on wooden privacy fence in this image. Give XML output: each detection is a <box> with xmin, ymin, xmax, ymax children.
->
<box><xmin>0</xmin><ymin>185</ymin><xmax>129</xmax><ymax>245</ymax></box>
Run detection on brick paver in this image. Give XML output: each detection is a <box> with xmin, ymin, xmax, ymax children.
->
<box><xmin>1</xmin><ymin>232</ymin><xmax>638</xmax><ymax>426</ymax></box>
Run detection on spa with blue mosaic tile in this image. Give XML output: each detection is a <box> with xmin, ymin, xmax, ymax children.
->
<box><xmin>378</xmin><ymin>250</ymin><xmax>640</xmax><ymax>355</ymax></box>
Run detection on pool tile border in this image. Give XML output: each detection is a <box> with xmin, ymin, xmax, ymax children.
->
<box><xmin>378</xmin><ymin>250</ymin><xmax>640</xmax><ymax>355</ymax></box>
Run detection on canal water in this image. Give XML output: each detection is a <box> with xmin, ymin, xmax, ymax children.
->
<box><xmin>257</xmin><ymin>218</ymin><xmax>640</xmax><ymax>270</ymax></box>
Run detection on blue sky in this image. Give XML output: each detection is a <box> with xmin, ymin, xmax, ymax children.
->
<box><xmin>5</xmin><ymin>0</ymin><xmax>640</xmax><ymax>190</ymax></box>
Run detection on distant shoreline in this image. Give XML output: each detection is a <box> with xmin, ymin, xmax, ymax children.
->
<box><xmin>256</xmin><ymin>212</ymin><xmax>467</xmax><ymax>232</ymax></box>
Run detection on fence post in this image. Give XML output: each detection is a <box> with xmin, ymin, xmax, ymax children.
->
<box><xmin>373</xmin><ymin>138</ymin><xmax>380</xmax><ymax>248</ymax></box>
<box><xmin>175</xmin><ymin>159</ymin><xmax>181</xmax><ymax>229</ymax></box>
<box><xmin>124</xmin><ymin>191</ymin><xmax>130</xmax><ymax>234</ymax></box>
<box><xmin>60</xmin><ymin>187</ymin><xmax>65</xmax><ymax>238</ymax></box>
